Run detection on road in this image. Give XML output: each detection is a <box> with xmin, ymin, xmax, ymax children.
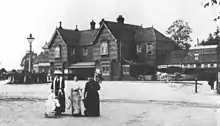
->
<box><xmin>0</xmin><ymin>80</ymin><xmax>220</xmax><ymax>126</ymax></box>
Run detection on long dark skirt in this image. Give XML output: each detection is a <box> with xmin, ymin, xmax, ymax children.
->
<box><xmin>55</xmin><ymin>90</ymin><xmax>65</xmax><ymax>113</ymax></box>
<box><xmin>84</xmin><ymin>90</ymin><xmax>100</xmax><ymax>117</ymax></box>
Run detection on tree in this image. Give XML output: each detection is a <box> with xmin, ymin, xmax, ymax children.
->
<box><xmin>0</xmin><ymin>68</ymin><xmax>7</xmax><ymax>73</ymax></box>
<box><xmin>20</xmin><ymin>52</ymin><xmax>37</xmax><ymax>71</ymax></box>
<box><xmin>203</xmin><ymin>0</ymin><xmax>220</xmax><ymax>21</ymax></box>
<box><xmin>200</xmin><ymin>26</ymin><xmax>220</xmax><ymax>45</ymax></box>
<box><xmin>166</xmin><ymin>19</ymin><xmax>193</xmax><ymax>49</ymax></box>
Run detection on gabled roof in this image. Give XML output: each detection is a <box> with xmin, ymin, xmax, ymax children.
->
<box><xmin>164</xmin><ymin>50</ymin><xmax>189</xmax><ymax>65</ymax></box>
<box><xmin>79</xmin><ymin>29</ymin><xmax>99</xmax><ymax>45</ymax></box>
<box><xmin>92</xmin><ymin>21</ymin><xmax>142</xmax><ymax>43</ymax></box>
<box><xmin>48</xmin><ymin>18</ymin><xmax>172</xmax><ymax>47</ymax></box>
<box><xmin>134</xmin><ymin>27</ymin><xmax>173</xmax><ymax>43</ymax></box>
<box><xmin>42</xmin><ymin>42</ymin><xmax>49</xmax><ymax>49</ymax></box>
<box><xmin>134</xmin><ymin>27</ymin><xmax>156</xmax><ymax>42</ymax></box>
<box><xmin>57</xmin><ymin>28</ymin><xmax>80</xmax><ymax>46</ymax></box>
<box><xmin>104</xmin><ymin>21</ymin><xmax>142</xmax><ymax>42</ymax></box>
<box><xmin>33</xmin><ymin>52</ymin><xmax>50</xmax><ymax>64</ymax></box>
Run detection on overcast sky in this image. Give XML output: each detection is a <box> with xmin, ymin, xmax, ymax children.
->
<box><xmin>0</xmin><ymin>0</ymin><xmax>219</xmax><ymax>70</ymax></box>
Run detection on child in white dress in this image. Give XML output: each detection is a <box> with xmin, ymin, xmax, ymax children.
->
<box><xmin>45</xmin><ymin>92</ymin><xmax>61</xmax><ymax>118</ymax></box>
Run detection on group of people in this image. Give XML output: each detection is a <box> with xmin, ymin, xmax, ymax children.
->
<box><xmin>45</xmin><ymin>70</ymin><xmax>101</xmax><ymax>118</ymax></box>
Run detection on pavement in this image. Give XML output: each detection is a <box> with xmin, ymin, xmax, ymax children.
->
<box><xmin>0</xmin><ymin>80</ymin><xmax>220</xmax><ymax>126</ymax></box>
<box><xmin>0</xmin><ymin>80</ymin><xmax>219</xmax><ymax>106</ymax></box>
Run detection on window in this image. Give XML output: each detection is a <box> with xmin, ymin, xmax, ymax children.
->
<box><xmin>102</xmin><ymin>66</ymin><xmax>109</xmax><ymax>76</ymax></box>
<box><xmin>203</xmin><ymin>64</ymin><xmax>208</xmax><ymax>68</ymax></box>
<box><xmin>101</xmin><ymin>42</ymin><xmax>108</xmax><ymax>55</ymax></box>
<box><xmin>71</xmin><ymin>48</ymin><xmax>75</xmax><ymax>56</ymax></box>
<box><xmin>122</xmin><ymin>65</ymin><xmax>130</xmax><ymax>75</ymax></box>
<box><xmin>54</xmin><ymin>46</ymin><xmax>60</xmax><ymax>58</ymax></box>
<box><xmin>146</xmin><ymin>43</ymin><xmax>153</xmax><ymax>55</ymax></box>
<box><xmin>83</xmin><ymin>48</ymin><xmax>88</xmax><ymax>56</ymax></box>
<box><xmin>136</xmin><ymin>44</ymin><xmax>142</xmax><ymax>53</ymax></box>
<box><xmin>209</xmin><ymin>64</ymin><xmax>217</xmax><ymax>68</ymax></box>
<box><xmin>208</xmin><ymin>64</ymin><xmax>211</xmax><ymax>68</ymax></box>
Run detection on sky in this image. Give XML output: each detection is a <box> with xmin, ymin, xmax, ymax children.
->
<box><xmin>0</xmin><ymin>0</ymin><xmax>219</xmax><ymax>71</ymax></box>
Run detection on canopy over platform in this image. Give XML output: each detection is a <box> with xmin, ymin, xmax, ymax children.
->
<box><xmin>69</xmin><ymin>62</ymin><xmax>95</xmax><ymax>69</ymax></box>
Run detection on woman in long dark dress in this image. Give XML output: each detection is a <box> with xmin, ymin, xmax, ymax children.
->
<box><xmin>83</xmin><ymin>77</ymin><xmax>101</xmax><ymax>117</ymax></box>
<box><xmin>51</xmin><ymin>70</ymin><xmax>66</xmax><ymax>115</ymax></box>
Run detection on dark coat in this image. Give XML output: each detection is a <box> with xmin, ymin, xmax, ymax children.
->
<box><xmin>50</xmin><ymin>76</ymin><xmax>65</xmax><ymax>112</ymax></box>
<box><xmin>84</xmin><ymin>80</ymin><xmax>101</xmax><ymax>117</ymax></box>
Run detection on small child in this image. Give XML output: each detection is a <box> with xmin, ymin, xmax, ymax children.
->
<box><xmin>45</xmin><ymin>92</ymin><xmax>61</xmax><ymax>118</ymax></box>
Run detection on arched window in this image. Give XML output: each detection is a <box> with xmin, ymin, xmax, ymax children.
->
<box><xmin>101</xmin><ymin>41</ymin><xmax>108</xmax><ymax>55</ymax></box>
<box><xmin>54</xmin><ymin>46</ymin><xmax>60</xmax><ymax>58</ymax></box>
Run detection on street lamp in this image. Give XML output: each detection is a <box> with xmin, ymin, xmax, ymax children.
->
<box><xmin>27</xmin><ymin>33</ymin><xmax>35</xmax><ymax>73</ymax></box>
<box><xmin>194</xmin><ymin>51</ymin><xmax>199</xmax><ymax>93</ymax></box>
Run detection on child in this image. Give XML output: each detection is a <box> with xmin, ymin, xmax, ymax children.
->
<box><xmin>45</xmin><ymin>92</ymin><xmax>61</xmax><ymax>118</ymax></box>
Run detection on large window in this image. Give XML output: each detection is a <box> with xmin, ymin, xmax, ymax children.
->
<box><xmin>102</xmin><ymin>66</ymin><xmax>110</xmax><ymax>76</ymax></box>
<box><xmin>101</xmin><ymin>42</ymin><xmax>108</xmax><ymax>55</ymax></box>
<box><xmin>54</xmin><ymin>46</ymin><xmax>60</xmax><ymax>58</ymax></box>
<box><xmin>146</xmin><ymin>43</ymin><xmax>153</xmax><ymax>55</ymax></box>
<box><xmin>101</xmin><ymin>62</ymin><xmax>110</xmax><ymax>76</ymax></box>
<box><xmin>83</xmin><ymin>48</ymin><xmax>88</xmax><ymax>56</ymax></box>
<box><xmin>136</xmin><ymin>44</ymin><xmax>142</xmax><ymax>53</ymax></box>
<box><xmin>122</xmin><ymin>65</ymin><xmax>130</xmax><ymax>75</ymax></box>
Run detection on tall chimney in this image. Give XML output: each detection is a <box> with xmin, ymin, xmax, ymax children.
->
<box><xmin>117</xmin><ymin>15</ymin><xmax>125</xmax><ymax>24</ymax></box>
<box><xmin>99</xmin><ymin>18</ymin><xmax>105</xmax><ymax>27</ymax></box>
<box><xmin>59</xmin><ymin>21</ymin><xmax>62</xmax><ymax>29</ymax></box>
<box><xmin>75</xmin><ymin>25</ymin><xmax>79</xmax><ymax>31</ymax></box>
<box><xmin>197</xmin><ymin>38</ymin><xmax>199</xmax><ymax>46</ymax></box>
<box><xmin>90</xmin><ymin>20</ymin><xmax>96</xmax><ymax>30</ymax></box>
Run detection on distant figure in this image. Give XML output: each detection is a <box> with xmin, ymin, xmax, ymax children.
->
<box><xmin>83</xmin><ymin>77</ymin><xmax>101</xmax><ymax>117</ymax></box>
<box><xmin>208</xmin><ymin>75</ymin><xmax>215</xmax><ymax>90</ymax></box>
<box><xmin>95</xmin><ymin>72</ymin><xmax>103</xmax><ymax>83</ymax></box>
<box><xmin>50</xmin><ymin>70</ymin><xmax>65</xmax><ymax>115</ymax></box>
<box><xmin>68</xmin><ymin>76</ymin><xmax>83</xmax><ymax>116</ymax></box>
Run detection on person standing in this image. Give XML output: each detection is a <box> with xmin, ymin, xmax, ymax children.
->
<box><xmin>51</xmin><ymin>70</ymin><xmax>66</xmax><ymax>115</ymax></box>
<box><xmin>68</xmin><ymin>76</ymin><xmax>83</xmax><ymax>116</ymax></box>
<box><xmin>83</xmin><ymin>77</ymin><xmax>101</xmax><ymax>117</ymax></box>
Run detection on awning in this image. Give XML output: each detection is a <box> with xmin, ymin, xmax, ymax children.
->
<box><xmin>69</xmin><ymin>62</ymin><xmax>95</xmax><ymax>68</ymax></box>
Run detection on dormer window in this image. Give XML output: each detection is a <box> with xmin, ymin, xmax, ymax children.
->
<box><xmin>101</xmin><ymin>41</ymin><xmax>108</xmax><ymax>55</ymax></box>
<box><xmin>83</xmin><ymin>48</ymin><xmax>88</xmax><ymax>56</ymax></box>
<box><xmin>54</xmin><ymin>46</ymin><xmax>60</xmax><ymax>58</ymax></box>
<box><xmin>136</xmin><ymin>44</ymin><xmax>142</xmax><ymax>53</ymax></box>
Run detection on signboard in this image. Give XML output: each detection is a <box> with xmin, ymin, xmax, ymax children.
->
<box><xmin>158</xmin><ymin>64</ymin><xmax>182</xmax><ymax>69</ymax></box>
<box><xmin>38</xmin><ymin>63</ymin><xmax>50</xmax><ymax>66</ymax></box>
<box><xmin>54</xmin><ymin>62</ymin><xmax>62</xmax><ymax>67</ymax></box>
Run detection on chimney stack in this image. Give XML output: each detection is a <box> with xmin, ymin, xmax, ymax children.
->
<box><xmin>90</xmin><ymin>20</ymin><xmax>96</xmax><ymax>30</ymax></box>
<box><xmin>117</xmin><ymin>15</ymin><xmax>125</xmax><ymax>24</ymax></box>
<box><xmin>75</xmin><ymin>25</ymin><xmax>79</xmax><ymax>31</ymax></box>
<box><xmin>99</xmin><ymin>18</ymin><xmax>105</xmax><ymax>27</ymax></box>
<box><xmin>59</xmin><ymin>21</ymin><xmax>62</xmax><ymax>29</ymax></box>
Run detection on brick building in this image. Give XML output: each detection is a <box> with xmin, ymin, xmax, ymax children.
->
<box><xmin>33</xmin><ymin>42</ymin><xmax>50</xmax><ymax>74</ymax></box>
<box><xmin>47</xmin><ymin>15</ymin><xmax>177</xmax><ymax>80</ymax></box>
<box><xmin>159</xmin><ymin>45</ymin><xmax>218</xmax><ymax>73</ymax></box>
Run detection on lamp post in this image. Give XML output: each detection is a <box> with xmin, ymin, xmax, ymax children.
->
<box><xmin>194</xmin><ymin>51</ymin><xmax>199</xmax><ymax>93</ymax></box>
<box><xmin>27</xmin><ymin>33</ymin><xmax>35</xmax><ymax>73</ymax></box>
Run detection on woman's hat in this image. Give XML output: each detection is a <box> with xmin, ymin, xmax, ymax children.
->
<box><xmin>54</xmin><ymin>70</ymin><xmax>63</xmax><ymax>75</ymax></box>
